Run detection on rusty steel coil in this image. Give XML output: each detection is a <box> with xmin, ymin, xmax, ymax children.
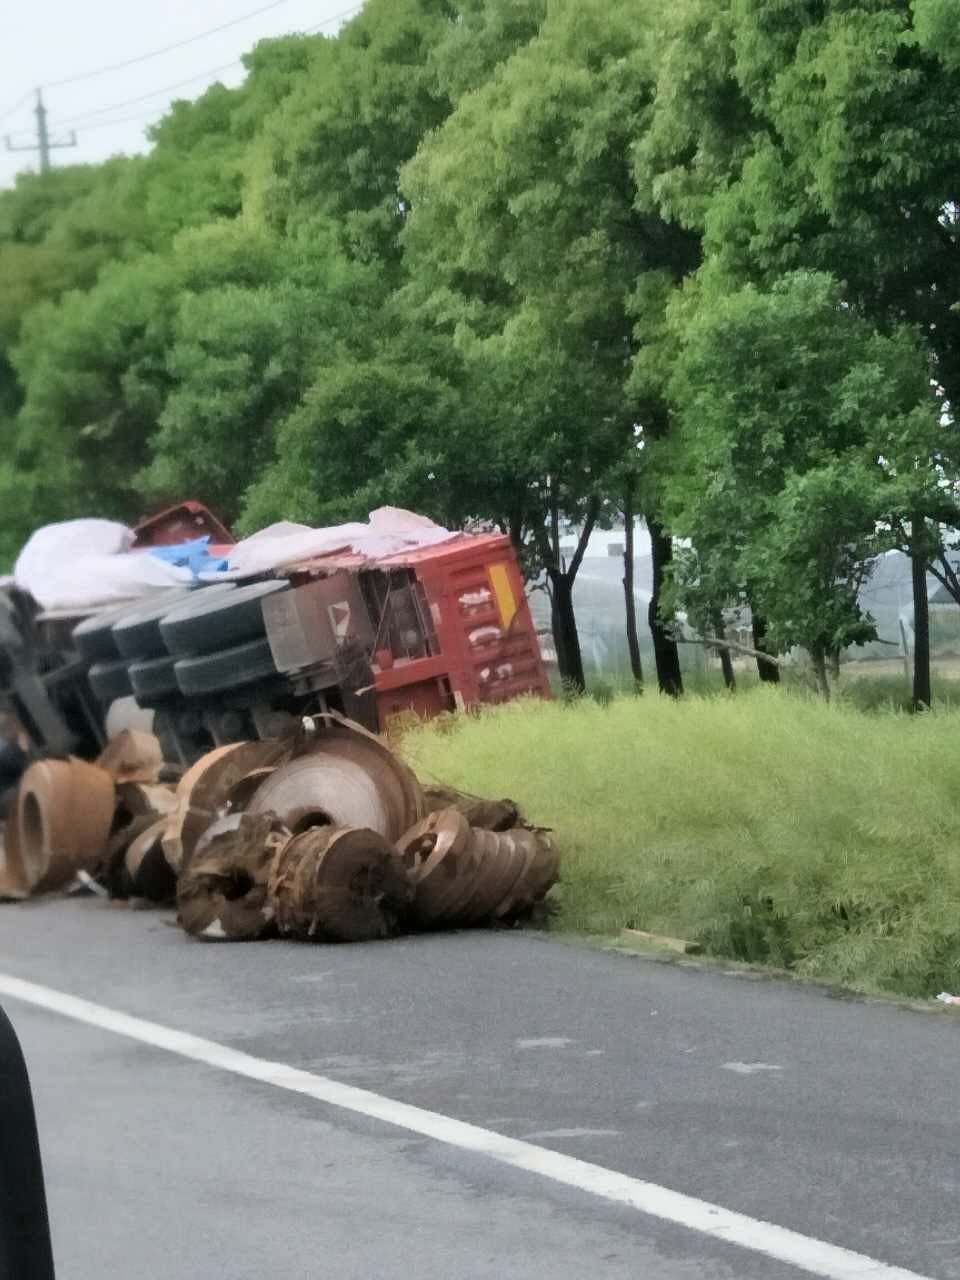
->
<box><xmin>163</xmin><ymin>741</ymin><xmax>289</xmax><ymax>872</ymax></box>
<box><xmin>397</xmin><ymin>809</ymin><xmax>560</xmax><ymax>930</ymax></box>
<box><xmin>455</xmin><ymin>828</ymin><xmax>528</xmax><ymax>926</ymax></box>
<box><xmin>193</xmin><ymin>812</ymin><xmax>244</xmax><ymax>859</ymax></box>
<box><xmin>517</xmin><ymin>830</ymin><xmax>560</xmax><ymax>906</ymax></box>
<box><xmin>223</xmin><ymin>768</ymin><xmax>274</xmax><ymax>812</ymax></box>
<box><xmin>0</xmin><ymin>810</ymin><xmax>28</xmax><ymax>900</ymax></box>
<box><xmin>422</xmin><ymin>785</ymin><xmax>521</xmax><ymax>833</ymax></box>
<box><xmin>249</xmin><ymin>731</ymin><xmax>422</xmax><ymax>845</ymax></box>
<box><xmin>491</xmin><ymin>828</ymin><xmax>548</xmax><ymax>919</ymax></box>
<box><xmin>178</xmin><ymin>813</ymin><xmax>289</xmax><ymax>941</ymax></box>
<box><xmin>268</xmin><ymin>825</ymin><xmax>412</xmax><ymax>943</ymax></box>
<box><xmin>290</xmin><ymin>716</ymin><xmax>423</xmax><ymax>836</ymax></box>
<box><xmin>397</xmin><ymin>808</ymin><xmax>483</xmax><ymax>927</ymax></box>
<box><xmin>116</xmin><ymin>781</ymin><xmax>176</xmax><ymax>821</ymax></box>
<box><xmin>11</xmin><ymin>759</ymin><xmax>115</xmax><ymax>894</ymax></box>
<box><xmin>124</xmin><ymin>818</ymin><xmax>177</xmax><ymax>902</ymax></box>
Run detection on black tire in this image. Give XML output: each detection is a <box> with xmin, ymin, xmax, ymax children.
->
<box><xmin>73</xmin><ymin>598</ymin><xmax>154</xmax><ymax>663</ymax></box>
<box><xmin>175</xmin><ymin>637</ymin><xmax>278</xmax><ymax>697</ymax></box>
<box><xmin>129</xmin><ymin>654</ymin><xmax>180</xmax><ymax>704</ymax></box>
<box><xmin>88</xmin><ymin>658</ymin><xmax>133</xmax><ymax>703</ymax></box>
<box><xmin>112</xmin><ymin>588</ymin><xmax>197</xmax><ymax>660</ymax></box>
<box><xmin>160</xmin><ymin>580</ymin><xmax>289</xmax><ymax>657</ymax></box>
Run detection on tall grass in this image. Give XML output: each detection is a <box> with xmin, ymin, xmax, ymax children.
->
<box><xmin>404</xmin><ymin>690</ymin><xmax>960</xmax><ymax>997</ymax></box>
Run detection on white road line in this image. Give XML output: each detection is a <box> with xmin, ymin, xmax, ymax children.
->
<box><xmin>0</xmin><ymin>972</ymin><xmax>931</xmax><ymax>1280</ymax></box>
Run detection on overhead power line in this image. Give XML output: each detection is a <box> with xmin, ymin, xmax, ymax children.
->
<box><xmin>2</xmin><ymin>2</ymin><xmax>364</xmax><ymax>160</ymax></box>
<box><xmin>0</xmin><ymin>90</ymin><xmax>34</xmax><ymax>129</ymax></box>
<box><xmin>45</xmin><ymin>0</ymin><xmax>300</xmax><ymax>90</ymax></box>
<box><xmin>52</xmin><ymin>4</ymin><xmax>364</xmax><ymax>129</ymax></box>
<box><xmin>70</xmin><ymin>107</ymin><xmax>171</xmax><ymax>135</ymax></box>
<box><xmin>56</xmin><ymin>60</ymin><xmax>245</xmax><ymax>126</ymax></box>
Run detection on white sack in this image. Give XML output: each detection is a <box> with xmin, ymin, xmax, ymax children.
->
<box><xmin>13</xmin><ymin>519</ymin><xmax>189</xmax><ymax>611</ymax></box>
<box><xmin>201</xmin><ymin>507</ymin><xmax>456</xmax><ymax>581</ymax></box>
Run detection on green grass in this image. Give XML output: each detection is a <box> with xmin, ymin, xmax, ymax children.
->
<box><xmin>404</xmin><ymin>689</ymin><xmax>960</xmax><ymax>998</ymax></box>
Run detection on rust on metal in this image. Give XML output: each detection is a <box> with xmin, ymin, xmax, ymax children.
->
<box><xmin>193</xmin><ymin>812</ymin><xmax>244</xmax><ymax>860</ymax></box>
<box><xmin>10</xmin><ymin>758</ymin><xmax>115</xmax><ymax>894</ymax></box>
<box><xmin>124</xmin><ymin>818</ymin><xmax>177</xmax><ymax>902</ymax></box>
<box><xmin>0</xmin><ymin>806</ymin><xmax>29</xmax><ymax>900</ymax></box>
<box><xmin>397</xmin><ymin>807</ymin><xmax>559</xmax><ymax>930</ymax></box>
<box><xmin>116</xmin><ymin>781</ymin><xmax>176</xmax><ymax>820</ymax></box>
<box><xmin>398</xmin><ymin>807</ymin><xmax>480</xmax><ymax>927</ymax></box>
<box><xmin>249</xmin><ymin>721</ymin><xmax>423</xmax><ymax>844</ymax></box>
<box><xmin>422</xmin><ymin>785</ymin><xmax>521</xmax><ymax>833</ymax></box>
<box><xmin>492</xmin><ymin>828</ymin><xmax>547</xmax><ymax>920</ymax></box>
<box><xmin>517</xmin><ymin>829</ymin><xmax>560</xmax><ymax>906</ymax></box>
<box><xmin>456</xmin><ymin>829</ymin><xmax>526</xmax><ymax>926</ymax></box>
<box><xmin>163</xmin><ymin>741</ymin><xmax>289</xmax><ymax>871</ymax></box>
<box><xmin>177</xmin><ymin>813</ymin><xmax>289</xmax><ymax>941</ymax></box>
<box><xmin>268</xmin><ymin>825</ymin><xmax>412</xmax><ymax>943</ymax></box>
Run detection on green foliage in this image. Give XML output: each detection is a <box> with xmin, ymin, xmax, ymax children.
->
<box><xmin>913</xmin><ymin>0</ymin><xmax>960</xmax><ymax>65</ymax></box>
<box><xmin>642</xmin><ymin>0</ymin><xmax>960</xmax><ymax>400</ymax></box>
<box><xmin>402</xmin><ymin>0</ymin><xmax>697</xmax><ymax>565</ymax></box>
<box><xmin>241</xmin><ymin>317</ymin><xmax>464</xmax><ymax>530</ymax></box>
<box><xmin>428</xmin><ymin>0</ymin><xmax>546</xmax><ymax>99</ymax></box>
<box><xmin>6</xmin><ymin>252</ymin><xmax>182</xmax><ymax>534</ymax></box>
<box><xmin>405</xmin><ymin>689</ymin><xmax>960</xmax><ymax>996</ymax></box>
<box><xmin>254</xmin><ymin>0</ymin><xmax>457</xmax><ymax>263</ymax></box>
<box><xmin>664</xmin><ymin>270</ymin><xmax>944</xmax><ymax>663</ymax></box>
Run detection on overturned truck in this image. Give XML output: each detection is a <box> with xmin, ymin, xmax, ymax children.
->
<box><xmin>0</xmin><ymin>504</ymin><xmax>550</xmax><ymax>767</ymax></box>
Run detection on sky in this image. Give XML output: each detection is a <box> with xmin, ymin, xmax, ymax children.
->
<box><xmin>0</xmin><ymin>0</ymin><xmax>360</xmax><ymax>189</ymax></box>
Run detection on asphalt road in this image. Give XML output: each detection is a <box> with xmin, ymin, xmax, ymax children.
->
<box><xmin>1</xmin><ymin>899</ymin><xmax>959</xmax><ymax>1280</ymax></box>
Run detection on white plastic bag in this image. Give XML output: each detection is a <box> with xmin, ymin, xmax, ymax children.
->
<box><xmin>13</xmin><ymin>519</ymin><xmax>189</xmax><ymax>611</ymax></box>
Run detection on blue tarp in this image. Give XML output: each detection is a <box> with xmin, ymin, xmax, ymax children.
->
<box><xmin>146</xmin><ymin>536</ymin><xmax>229</xmax><ymax>579</ymax></box>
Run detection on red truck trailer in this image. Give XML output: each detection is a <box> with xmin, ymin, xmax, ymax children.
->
<box><xmin>2</xmin><ymin>505</ymin><xmax>550</xmax><ymax>765</ymax></box>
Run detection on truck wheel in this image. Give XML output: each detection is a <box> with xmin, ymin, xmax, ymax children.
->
<box><xmin>129</xmin><ymin>654</ymin><xmax>180</xmax><ymax>704</ymax></box>
<box><xmin>112</xmin><ymin>589</ymin><xmax>197</xmax><ymax>660</ymax></box>
<box><xmin>73</xmin><ymin>598</ymin><xmax>157</xmax><ymax>663</ymax></box>
<box><xmin>175</xmin><ymin>638</ymin><xmax>278</xmax><ymax>697</ymax></box>
<box><xmin>160</xmin><ymin>580</ymin><xmax>289</xmax><ymax>657</ymax></box>
<box><xmin>88</xmin><ymin>659</ymin><xmax>134</xmax><ymax>703</ymax></box>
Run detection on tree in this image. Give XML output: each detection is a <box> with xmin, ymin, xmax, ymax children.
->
<box><xmin>401</xmin><ymin>0</ymin><xmax>697</xmax><ymax>690</ymax></box>
<box><xmin>428</xmin><ymin>0</ymin><xmax>546</xmax><ymax>100</ymax></box>
<box><xmin>252</xmin><ymin>0</ymin><xmax>460</xmax><ymax>266</ymax></box>
<box><xmin>142</xmin><ymin>227</ymin><xmax>381</xmax><ymax>524</ymax></box>
<box><xmin>665</xmin><ymin>271</ymin><xmax>947</xmax><ymax>699</ymax></box>
<box><xmin>914</xmin><ymin>0</ymin><xmax>960</xmax><ymax>66</ymax></box>
<box><xmin>640</xmin><ymin>0</ymin><xmax>960</xmax><ymax>404</ymax></box>
<box><xmin>5</xmin><ymin>252</ymin><xmax>183</xmax><ymax>541</ymax></box>
<box><xmin>240</xmin><ymin>312</ymin><xmax>466</xmax><ymax>532</ymax></box>
<box><xmin>740</xmin><ymin>462</ymin><xmax>882</xmax><ymax>698</ymax></box>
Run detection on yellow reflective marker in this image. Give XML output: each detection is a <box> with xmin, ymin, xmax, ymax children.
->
<box><xmin>488</xmin><ymin>563</ymin><xmax>517</xmax><ymax>630</ymax></box>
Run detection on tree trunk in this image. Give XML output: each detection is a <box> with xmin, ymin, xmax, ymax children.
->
<box><xmin>830</xmin><ymin>650</ymin><xmax>841</xmax><ymax>682</ymax></box>
<box><xmin>713</xmin><ymin>612</ymin><xmax>736</xmax><ymax>691</ymax></box>
<box><xmin>647</xmin><ymin>514</ymin><xmax>683</xmax><ymax>697</ymax></box>
<box><xmin>751</xmin><ymin>613</ymin><xmax>780</xmax><ymax>684</ymax></box>
<box><xmin>551</xmin><ymin>569</ymin><xmax>586</xmax><ymax>693</ymax></box>
<box><xmin>911</xmin><ymin>534</ymin><xmax>932</xmax><ymax>711</ymax></box>
<box><xmin>622</xmin><ymin>488</ymin><xmax>643</xmax><ymax>689</ymax></box>
<box><xmin>811</xmin><ymin>644</ymin><xmax>830</xmax><ymax>701</ymax></box>
<box><xmin>539</xmin><ymin>493</ymin><xmax>598</xmax><ymax>696</ymax></box>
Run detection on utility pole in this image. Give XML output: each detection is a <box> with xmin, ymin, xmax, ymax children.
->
<box><xmin>5</xmin><ymin>90</ymin><xmax>77</xmax><ymax>174</ymax></box>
